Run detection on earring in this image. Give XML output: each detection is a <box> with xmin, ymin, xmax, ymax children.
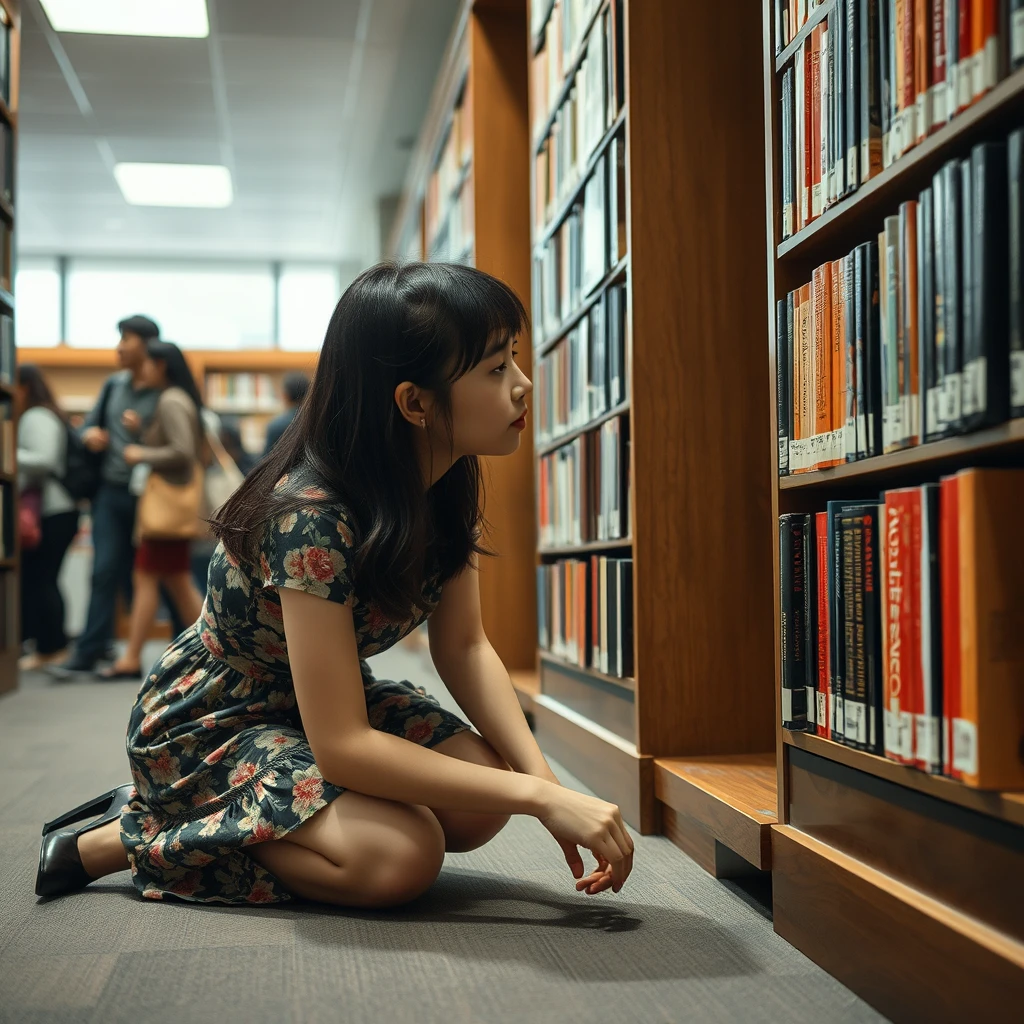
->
<box><xmin>420</xmin><ymin>418</ymin><xmax>426</xmax><ymax>428</ymax></box>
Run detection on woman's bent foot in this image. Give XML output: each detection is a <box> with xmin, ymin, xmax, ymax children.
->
<box><xmin>77</xmin><ymin>820</ymin><xmax>130</xmax><ymax>879</ymax></box>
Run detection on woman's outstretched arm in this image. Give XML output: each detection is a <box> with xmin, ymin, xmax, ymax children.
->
<box><xmin>427</xmin><ymin>557</ymin><xmax>560</xmax><ymax>785</ymax></box>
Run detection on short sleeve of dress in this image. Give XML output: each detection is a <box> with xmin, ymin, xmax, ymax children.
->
<box><xmin>259</xmin><ymin>503</ymin><xmax>357</xmax><ymax>607</ymax></box>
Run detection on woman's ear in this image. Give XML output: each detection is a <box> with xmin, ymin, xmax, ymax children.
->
<box><xmin>393</xmin><ymin>381</ymin><xmax>436</xmax><ymax>429</ymax></box>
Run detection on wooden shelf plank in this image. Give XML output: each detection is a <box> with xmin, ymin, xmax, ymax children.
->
<box><xmin>780</xmin><ymin>418</ymin><xmax>1024</xmax><ymax>489</ymax></box>
<box><xmin>777</xmin><ymin>66</ymin><xmax>1024</xmax><ymax>266</ymax></box>
<box><xmin>0</xmin><ymin>557</ymin><xmax>16</xmax><ymax>570</ymax></box>
<box><xmin>538</xmin><ymin>536</ymin><xmax>633</xmax><ymax>557</ymax></box>
<box><xmin>539</xmin><ymin>649</ymin><xmax>634</xmax><ymax>693</ymax></box>
<box><xmin>655</xmin><ymin>753</ymin><xmax>777</xmax><ymax>870</ymax></box>
<box><xmin>784</xmin><ymin>729</ymin><xmax>1024</xmax><ymax>828</ymax></box>
<box><xmin>535</xmin><ymin>399</ymin><xmax>630</xmax><ymax>457</ymax></box>
<box><xmin>773</xmin><ymin>0</ymin><xmax>835</xmax><ymax>72</ymax></box>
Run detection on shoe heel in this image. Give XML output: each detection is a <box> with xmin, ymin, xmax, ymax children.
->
<box><xmin>41</xmin><ymin>784</ymin><xmax>132</xmax><ymax>836</ymax></box>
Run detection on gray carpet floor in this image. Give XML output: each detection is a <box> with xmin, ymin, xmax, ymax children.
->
<box><xmin>0</xmin><ymin>640</ymin><xmax>888</xmax><ymax>1024</ymax></box>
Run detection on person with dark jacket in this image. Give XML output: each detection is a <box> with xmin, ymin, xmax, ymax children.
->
<box><xmin>262</xmin><ymin>371</ymin><xmax>309</xmax><ymax>456</ymax></box>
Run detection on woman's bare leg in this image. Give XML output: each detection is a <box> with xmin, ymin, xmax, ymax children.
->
<box><xmin>77</xmin><ymin>820</ymin><xmax>130</xmax><ymax>878</ymax></box>
<box><xmin>112</xmin><ymin>570</ymin><xmax>159</xmax><ymax>672</ymax></box>
<box><xmin>162</xmin><ymin>572</ymin><xmax>204</xmax><ymax>626</ymax></box>
<box><xmin>248</xmin><ymin>791</ymin><xmax>447</xmax><ymax>908</ymax></box>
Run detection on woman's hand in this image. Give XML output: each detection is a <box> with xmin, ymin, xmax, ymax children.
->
<box><xmin>121</xmin><ymin>409</ymin><xmax>142</xmax><ymax>434</ymax></box>
<box><xmin>123</xmin><ymin>444</ymin><xmax>145</xmax><ymax>466</ymax></box>
<box><xmin>536</xmin><ymin>783</ymin><xmax>634</xmax><ymax>894</ymax></box>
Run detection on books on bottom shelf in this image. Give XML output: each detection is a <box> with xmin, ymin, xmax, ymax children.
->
<box><xmin>779</xmin><ymin>466</ymin><xmax>1024</xmax><ymax>790</ymax></box>
<box><xmin>538</xmin><ymin>412</ymin><xmax>629</xmax><ymax>547</ymax></box>
<box><xmin>537</xmin><ymin>555</ymin><xmax>633</xmax><ymax>679</ymax></box>
<box><xmin>778</xmin><ymin>130</ymin><xmax>1024</xmax><ymax>475</ymax></box>
<box><xmin>206</xmin><ymin>372</ymin><xmax>280</xmax><ymax>412</ymax></box>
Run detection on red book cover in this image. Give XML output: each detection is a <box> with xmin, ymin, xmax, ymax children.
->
<box><xmin>816</xmin><ymin>511</ymin><xmax>831</xmax><ymax>737</ymax></box>
<box><xmin>940</xmin><ymin>474</ymin><xmax>961</xmax><ymax>777</ymax></box>
<box><xmin>576</xmin><ymin>560</ymin><xmax>587</xmax><ymax>668</ymax></box>
<box><xmin>957</xmin><ymin>0</ymin><xmax>973</xmax><ymax>113</ymax></box>
<box><xmin>931</xmin><ymin>0</ymin><xmax>946</xmax><ymax>129</ymax></box>
<box><xmin>883</xmin><ymin>488</ymin><xmax>922</xmax><ymax>764</ymax></box>
<box><xmin>809</xmin><ymin>27</ymin><xmax>823</xmax><ymax>221</ymax></box>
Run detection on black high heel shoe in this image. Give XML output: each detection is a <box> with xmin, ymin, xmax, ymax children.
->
<box><xmin>36</xmin><ymin>784</ymin><xmax>135</xmax><ymax>899</ymax></box>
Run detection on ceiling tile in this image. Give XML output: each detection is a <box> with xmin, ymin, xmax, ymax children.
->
<box><xmin>214</xmin><ymin>0</ymin><xmax>361</xmax><ymax>40</ymax></box>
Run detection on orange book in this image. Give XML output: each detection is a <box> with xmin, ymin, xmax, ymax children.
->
<box><xmin>957</xmin><ymin>469</ymin><xmax>1024</xmax><ymax>789</ymax></box>
<box><xmin>914</xmin><ymin>0</ymin><xmax>930</xmax><ymax>144</ymax></box>
<box><xmin>971</xmin><ymin>0</ymin><xmax>1000</xmax><ymax>99</ymax></box>
<box><xmin>830</xmin><ymin>257</ymin><xmax>845</xmax><ymax>468</ymax></box>
<box><xmin>812</xmin><ymin>264</ymin><xmax>832</xmax><ymax>471</ymax></box>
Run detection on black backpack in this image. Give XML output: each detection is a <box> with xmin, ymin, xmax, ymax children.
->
<box><xmin>60</xmin><ymin>379</ymin><xmax>110</xmax><ymax>502</ymax></box>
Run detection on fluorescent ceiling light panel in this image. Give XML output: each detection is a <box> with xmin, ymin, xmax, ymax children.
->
<box><xmin>114</xmin><ymin>163</ymin><xmax>233</xmax><ymax>208</ymax></box>
<box><xmin>40</xmin><ymin>0</ymin><xmax>209</xmax><ymax>37</ymax></box>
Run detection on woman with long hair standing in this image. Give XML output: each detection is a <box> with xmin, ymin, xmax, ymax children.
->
<box><xmin>16</xmin><ymin>364</ymin><xmax>80</xmax><ymax>670</ymax></box>
<box><xmin>36</xmin><ymin>263</ymin><xmax>634</xmax><ymax>908</ymax></box>
<box><xmin>96</xmin><ymin>341</ymin><xmax>206</xmax><ymax>680</ymax></box>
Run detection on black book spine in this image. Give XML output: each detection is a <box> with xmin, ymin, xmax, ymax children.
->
<box><xmin>879</xmin><ymin>0</ymin><xmax>891</xmax><ymax>165</ymax></box>
<box><xmin>783</xmin><ymin>68</ymin><xmax>794</xmax><ymax>240</ymax></box>
<box><xmin>1011</xmin><ymin>128</ymin><xmax>1024</xmax><ymax>417</ymax></box>
<box><xmin>777</xmin><ymin>297</ymin><xmax>791</xmax><ymax>475</ymax></box>
<box><xmin>864</xmin><ymin>240</ymin><xmax>883</xmax><ymax>456</ymax></box>
<box><xmin>844</xmin><ymin>252</ymin><xmax>858</xmax><ymax>461</ymax></box>
<box><xmin>860</xmin><ymin>504</ymin><xmax>884</xmax><ymax>754</ymax></box>
<box><xmin>841</xmin><ymin>512</ymin><xmax>863</xmax><ymax>748</ymax></box>
<box><xmin>846</xmin><ymin>0</ymin><xmax>860</xmax><ymax>192</ymax></box>
<box><xmin>860</xmin><ymin>0</ymin><xmax>882</xmax><ymax>180</ymax></box>
<box><xmin>919</xmin><ymin>185</ymin><xmax>939</xmax><ymax>442</ymax></box>
<box><xmin>780</xmin><ymin>514</ymin><xmax>810</xmax><ymax>730</ymax></box>
<box><xmin>619</xmin><ymin>558</ymin><xmax>633</xmax><ymax>678</ymax></box>
<box><xmin>931</xmin><ymin>165</ymin><xmax>949</xmax><ymax>438</ymax></box>
<box><xmin>963</xmin><ymin>141</ymin><xmax>1010</xmax><ymax>431</ymax></box>
<box><xmin>919</xmin><ymin>483</ymin><xmax>943</xmax><ymax>773</ymax></box>
<box><xmin>943</xmin><ymin>159</ymin><xmax>964</xmax><ymax>433</ymax></box>
<box><xmin>606</xmin><ymin>557</ymin><xmax>619</xmax><ymax>677</ymax></box>
<box><xmin>1013</xmin><ymin>1</ymin><xmax>1024</xmax><ymax>71</ymax></box>
<box><xmin>854</xmin><ymin>243</ymin><xmax>868</xmax><ymax>459</ymax></box>
<box><xmin>829</xmin><ymin>502</ymin><xmax>846</xmax><ymax>741</ymax></box>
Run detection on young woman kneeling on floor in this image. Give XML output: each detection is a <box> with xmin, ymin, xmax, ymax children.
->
<box><xmin>36</xmin><ymin>261</ymin><xmax>634</xmax><ymax>908</ymax></box>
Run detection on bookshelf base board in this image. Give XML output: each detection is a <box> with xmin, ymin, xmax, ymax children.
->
<box><xmin>531</xmin><ymin>695</ymin><xmax>657</xmax><ymax>834</ymax></box>
<box><xmin>660</xmin><ymin>804</ymin><xmax>766</xmax><ymax>879</ymax></box>
<box><xmin>773</xmin><ymin>825</ymin><xmax>1024</xmax><ymax>1023</ymax></box>
<box><xmin>654</xmin><ymin>754</ymin><xmax>776</xmax><ymax>871</ymax></box>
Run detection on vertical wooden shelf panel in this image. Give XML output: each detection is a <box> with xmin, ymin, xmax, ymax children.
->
<box><xmin>761</xmin><ymin>0</ymin><xmax>1024</xmax><ymax>1015</ymax></box>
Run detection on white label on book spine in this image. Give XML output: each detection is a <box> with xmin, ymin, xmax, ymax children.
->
<box><xmin>882</xmin><ymin>131</ymin><xmax>891</xmax><ymax>170</ymax></box>
<box><xmin>816</xmin><ymin>690</ymin><xmax>826</xmax><ymax>728</ymax></box>
<box><xmin>898</xmin><ymin>711</ymin><xmax>915</xmax><ymax>762</ymax></box>
<box><xmin>847</xmin><ymin>147</ymin><xmax>857</xmax><ymax>191</ymax></box>
<box><xmin>960</xmin><ymin>59</ymin><xmax>975</xmax><ymax>110</ymax></box>
<box><xmin>916</xmin><ymin>715</ymin><xmax>937</xmax><ymax>770</ymax></box>
<box><xmin>927</xmin><ymin>386</ymin><xmax>941</xmax><ymax>438</ymax></box>
<box><xmin>980</xmin><ymin>37</ymin><xmax>999</xmax><ymax>95</ymax></box>
<box><xmin>782</xmin><ymin>687</ymin><xmax>794</xmax><ymax>725</ymax></box>
<box><xmin>1012</xmin><ymin>352</ymin><xmax>1024</xmax><ymax>408</ymax></box>
<box><xmin>779</xmin><ymin>436</ymin><xmax>789</xmax><ymax>472</ymax></box>
<box><xmin>844</xmin><ymin>417</ymin><xmax>856</xmax><ymax>459</ymax></box>
<box><xmin>962</xmin><ymin>357</ymin><xmax>986</xmax><ymax>418</ymax></box>
<box><xmin>834</xmin><ymin>694</ymin><xmax>845</xmax><ymax>737</ymax></box>
<box><xmin>908</xmin><ymin>394</ymin><xmax>920</xmax><ymax>443</ymax></box>
<box><xmin>930</xmin><ymin>82</ymin><xmax>947</xmax><ymax>129</ymax></box>
<box><xmin>884</xmin><ymin>707</ymin><xmax>897</xmax><ymax>758</ymax></box>
<box><xmin>945</xmin><ymin>372</ymin><xmax>962</xmax><ymax>424</ymax></box>
<box><xmin>915</xmin><ymin>93</ymin><xmax>928</xmax><ymax>144</ymax></box>
<box><xmin>1015</xmin><ymin>10</ymin><xmax>1024</xmax><ymax>64</ymax></box>
<box><xmin>845</xmin><ymin>701</ymin><xmax>867</xmax><ymax>745</ymax></box>
<box><xmin>953</xmin><ymin>717</ymin><xmax>978</xmax><ymax>775</ymax></box>
<box><xmin>806</xmin><ymin>685</ymin><xmax>816</xmax><ymax>724</ymax></box>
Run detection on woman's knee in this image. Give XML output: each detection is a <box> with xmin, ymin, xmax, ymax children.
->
<box><xmin>354</xmin><ymin>801</ymin><xmax>446</xmax><ymax>904</ymax></box>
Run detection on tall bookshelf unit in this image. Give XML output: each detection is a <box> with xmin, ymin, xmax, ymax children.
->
<box><xmin>763</xmin><ymin>1</ymin><xmax>1024</xmax><ymax>1017</ymax></box>
<box><xmin>0</xmin><ymin>0</ymin><xmax>20</xmax><ymax>695</ymax></box>
<box><xmin>527</xmin><ymin>0</ymin><xmax>777</xmax><ymax>844</ymax></box>
<box><xmin>387</xmin><ymin>0</ymin><xmax>539</xmax><ymax>682</ymax></box>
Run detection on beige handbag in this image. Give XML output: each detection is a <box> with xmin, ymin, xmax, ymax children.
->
<box><xmin>137</xmin><ymin>465</ymin><xmax>206</xmax><ymax>541</ymax></box>
<box><xmin>203</xmin><ymin>425</ymin><xmax>245</xmax><ymax>515</ymax></box>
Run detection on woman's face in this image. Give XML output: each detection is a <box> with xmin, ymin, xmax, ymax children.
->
<box><xmin>446</xmin><ymin>333</ymin><xmax>532</xmax><ymax>458</ymax></box>
<box><xmin>139</xmin><ymin>356</ymin><xmax>166</xmax><ymax>389</ymax></box>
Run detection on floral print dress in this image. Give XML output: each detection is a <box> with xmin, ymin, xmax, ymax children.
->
<box><xmin>119</xmin><ymin>477</ymin><xmax>473</xmax><ymax>904</ymax></box>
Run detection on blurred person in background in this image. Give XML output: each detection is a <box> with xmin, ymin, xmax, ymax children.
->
<box><xmin>97</xmin><ymin>341</ymin><xmax>206</xmax><ymax>680</ymax></box>
<box><xmin>219</xmin><ymin>415</ymin><xmax>257</xmax><ymax>475</ymax></box>
<box><xmin>262</xmin><ymin>370</ymin><xmax>309</xmax><ymax>456</ymax></box>
<box><xmin>51</xmin><ymin>314</ymin><xmax>192</xmax><ymax>678</ymax></box>
<box><xmin>15</xmin><ymin>364</ymin><xmax>80</xmax><ymax>670</ymax></box>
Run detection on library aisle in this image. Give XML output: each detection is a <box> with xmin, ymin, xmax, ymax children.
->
<box><xmin>0</xmin><ymin>644</ymin><xmax>884</xmax><ymax>1023</ymax></box>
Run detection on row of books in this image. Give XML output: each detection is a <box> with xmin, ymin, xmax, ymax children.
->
<box><xmin>534</xmin><ymin>281</ymin><xmax>628</xmax><ymax>444</ymax></box>
<box><xmin>538</xmin><ymin>413</ymin><xmax>630</xmax><ymax>548</ymax></box>
<box><xmin>531</xmin><ymin>0</ymin><xmax>611</xmax><ymax>139</ymax></box>
<box><xmin>532</xmin><ymin>0</ymin><xmax>623</xmax><ymax>231</ymax></box>
<box><xmin>779</xmin><ymin>467</ymin><xmax>1024</xmax><ymax>790</ymax></box>
<box><xmin>777</xmin><ymin>0</ymin><xmax>1022</xmax><ymax>239</ymax></box>
<box><xmin>428</xmin><ymin>174</ymin><xmax>474</xmax><ymax>263</ymax></box>
<box><xmin>533</xmin><ymin>132</ymin><xmax>626</xmax><ymax>346</ymax></box>
<box><xmin>777</xmin><ymin>132</ymin><xmax>1022</xmax><ymax>474</ymax></box>
<box><xmin>1</xmin><ymin>401</ymin><xmax>13</xmax><ymax>475</ymax></box>
<box><xmin>205</xmin><ymin>373</ymin><xmax>282</xmax><ymax>412</ymax></box>
<box><xmin>537</xmin><ymin>556</ymin><xmax>634</xmax><ymax>678</ymax></box>
<box><xmin>0</xmin><ymin>315</ymin><xmax>12</xmax><ymax>385</ymax></box>
<box><xmin>424</xmin><ymin>82</ymin><xmax>473</xmax><ymax>249</ymax></box>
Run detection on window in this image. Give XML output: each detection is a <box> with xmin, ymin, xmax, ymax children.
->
<box><xmin>65</xmin><ymin>260</ymin><xmax>275</xmax><ymax>349</ymax></box>
<box><xmin>14</xmin><ymin>257</ymin><xmax>61</xmax><ymax>348</ymax></box>
<box><xmin>277</xmin><ymin>264</ymin><xmax>340</xmax><ymax>352</ymax></box>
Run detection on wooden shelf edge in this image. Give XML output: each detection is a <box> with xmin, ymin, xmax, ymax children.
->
<box><xmin>780</xmin><ymin>417</ymin><xmax>1024</xmax><ymax>488</ymax></box>
<box><xmin>773</xmin><ymin>0</ymin><xmax>835</xmax><ymax>72</ymax></box>
<box><xmin>655</xmin><ymin>754</ymin><xmax>777</xmax><ymax>869</ymax></box>
<box><xmin>538</xmin><ymin>535</ymin><xmax>633</xmax><ymax>557</ymax></box>
<box><xmin>784</xmin><ymin>729</ymin><xmax>1024</xmax><ymax>827</ymax></box>
<box><xmin>539</xmin><ymin>649</ymin><xmax>634</xmax><ymax>693</ymax></box>
<box><xmin>535</xmin><ymin>399</ymin><xmax>630</xmax><ymax>457</ymax></box>
<box><xmin>777</xmin><ymin>65</ymin><xmax>1024</xmax><ymax>263</ymax></box>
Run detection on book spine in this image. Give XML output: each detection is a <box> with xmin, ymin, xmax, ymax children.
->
<box><xmin>915</xmin><ymin>0</ymin><xmax>931</xmax><ymax>144</ymax></box>
<box><xmin>919</xmin><ymin>187</ymin><xmax>938</xmax><ymax>443</ymax></box>
<box><xmin>943</xmin><ymin>159</ymin><xmax>964</xmax><ymax>432</ymax></box>
<box><xmin>940</xmin><ymin>473</ymin><xmax>961</xmax><ymax>777</ymax></box>
<box><xmin>813</xmin><ymin>265</ymin><xmax>830</xmax><ymax>469</ymax></box>
<box><xmin>861</xmin><ymin>0</ymin><xmax>883</xmax><ymax>180</ymax></box>
<box><xmin>783</xmin><ymin>68</ymin><xmax>794</xmax><ymax>240</ymax></box>
<box><xmin>959</xmin><ymin>156</ymin><xmax>975</xmax><ymax>428</ymax></box>
<box><xmin>816</xmin><ymin>510</ymin><xmax>831</xmax><ymax>736</ymax></box>
<box><xmin>1011</xmin><ymin>129</ymin><xmax>1024</xmax><ymax>417</ymax></box>
<box><xmin>883</xmin><ymin>215</ymin><xmax>904</xmax><ymax>452</ymax></box>
<box><xmin>844</xmin><ymin>254</ymin><xmax>857</xmax><ymax>462</ymax></box>
<box><xmin>841</xmin><ymin>512</ymin><xmax>866</xmax><ymax>747</ymax></box>
<box><xmin>931</xmin><ymin>0</ymin><xmax>948</xmax><ymax>127</ymax></box>
<box><xmin>901</xmin><ymin>200</ymin><xmax>921</xmax><ymax>446</ymax></box>
<box><xmin>883</xmin><ymin>492</ymin><xmax>912</xmax><ymax>762</ymax></box>
<box><xmin>619</xmin><ymin>559</ymin><xmax>634</xmax><ymax>678</ymax></box>
<box><xmin>811</xmin><ymin>28</ymin><xmax>824</xmax><ymax>220</ymax></box>
<box><xmin>971</xmin><ymin>0</ymin><xmax>1000</xmax><ymax>99</ymax></box>
<box><xmin>963</xmin><ymin>140</ymin><xmax>1010</xmax><ymax>430</ymax></box>
<box><xmin>931</xmin><ymin>166</ymin><xmax>950</xmax><ymax>438</ymax></box>
<box><xmin>829</xmin><ymin>502</ymin><xmax>847</xmax><ymax>740</ymax></box>
<box><xmin>832</xmin><ymin>258</ymin><xmax>846</xmax><ymax>466</ymax></box>
<box><xmin>797</xmin><ymin>46</ymin><xmax>808</xmax><ymax>229</ymax></box>
<box><xmin>864</xmin><ymin>239</ymin><xmax>883</xmax><ymax>456</ymax></box>
<box><xmin>957</xmin><ymin>0</ymin><xmax>972</xmax><ymax>113</ymax></box>
<box><xmin>854</xmin><ymin>244</ymin><xmax>868</xmax><ymax>459</ymax></box>
<box><xmin>778</xmin><ymin>298</ymin><xmax>791</xmax><ymax>476</ymax></box>
<box><xmin>917</xmin><ymin>483</ymin><xmax>943</xmax><ymax>772</ymax></box>
<box><xmin>1014</xmin><ymin>0</ymin><xmax>1024</xmax><ymax>70</ymax></box>
<box><xmin>780</xmin><ymin>514</ymin><xmax>810</xmax><ymax>729</ymax></box>
<box><xmin>862</xmin><ymin>504</ymin><xmax>885</xmax><ymax>754</ymax></box>
<box><xmin>880</xmin><ymin>0</ymin><xmax>893</xmax><ymax>166</ymax></box>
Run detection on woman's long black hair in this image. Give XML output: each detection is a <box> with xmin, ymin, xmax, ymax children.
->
<box><xmin>146</xmin><ymin>340</ymin><xmax>204</xmax><ymax>415</ymax></box>
<box><xmin>209</xmin><ymin>261</ymin><xmax>529</xmax><ymax>622</ymax></box>
<box><xmin>17</xmin><ymin>363</ymin><xmax>69</xmax><ymax>424</ymax></box>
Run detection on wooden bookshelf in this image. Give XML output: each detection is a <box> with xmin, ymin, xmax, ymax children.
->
<box><xmin>387</xmin><ymin>0</ymin><xmax>538</xmax><ymax>676</ymax></box>
<box><xmin>527</xmin><ymin>0</ymin><xmax>776</xmax><ymax>849</ymax></box>
<box><xmin>762</xmin><ymin>2</ymin><xmax>1024</xmax><ymax>1017</ymax></box>
<box><xmin>0</xmin><ymin>0</ymin><xmax>19</xmax><ymax>695</ymax></box>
